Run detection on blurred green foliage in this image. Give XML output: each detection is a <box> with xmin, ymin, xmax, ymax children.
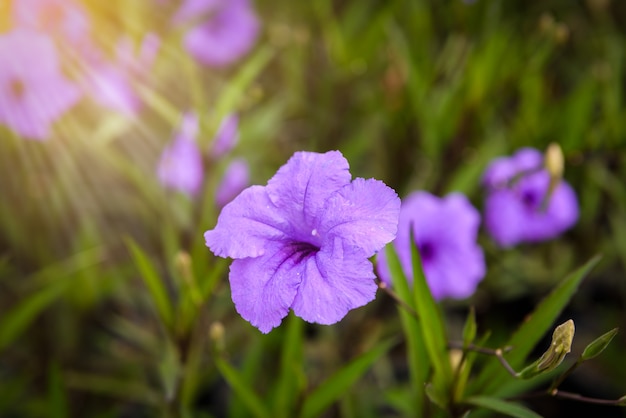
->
<box><xmin>1</xmin><ymin>0</ymin><xmax>626</xmax><ymax>417</ymax></box>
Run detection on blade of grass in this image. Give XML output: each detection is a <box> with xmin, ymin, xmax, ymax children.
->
<box><xmin>299</xmin><ymin>337</ymin><xmax>396</xmax><ymax>418</ymax></box>
<box><xmin>473</xmin><ymin>255</ymin><xmax>601</xmax><ymax>396</ymax></box>
<box><xmin>125</xmin><ymin>238</ymin><xmax>174</xmax><ymax>328</ymax></box>
<box><xmin>410</xmin><ymin>231</ymin><xmax>452</xmax><ymax>400</ymax></box>
<box><xmin>465</xmin><ymin>396</ymin><xmax>542</xmax><ymax>418</ymax></box>
<box><xmin>215</xmin><ymin>357</ymin><xmax>271</xmax><ymax>418</ymax></box>
<box><xmin>383</xmin><ymin>245</ymin><xmax>428</xmax><ymax>414</ymax></box>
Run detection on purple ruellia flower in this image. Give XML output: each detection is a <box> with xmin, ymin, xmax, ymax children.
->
<box><xmin>376</xmin><ymin>192</ymin><xmax>485</xmax><ymax>300</ymax></box>
<box><xmin>0</xmin><ymin>29</ymin><xmax>81</xmax><ymax>140</ymax></box>
<box><xmin>12</xmin><ymin>0</ymin><xmax>90</xmax><ymax>46</ymax></box>
<box><xmin>157</xmin><ymin>113</ymin><xmax>204</xmax><ymax>196</ymax></box>
<box><xmin>82</xmin><ymin>33</ymin><xmax>160</xmax><ymax>115</ymax></box>
<box><xmin>216</xmin><ymin>158</ymin><xmax>249</xmax><ymax>207</ymax></box>
<box><xmin>482</xmin><ymin>147</ymin><xmax>579</xmax><ymax>247</ymax></box>
<box><xmin>211</xmin><ymin>113</ymin><xmax>239</xmax><ymax>158</ymax></box>
<box><xmin>174</xmin><ymin>0</ymin><xmax>260</xmax><ymax>67</ymax></box>
<box><xmin>205</xmin><ymin>151</ymin><xmax>400</xmax><ymax>333</ymax></box>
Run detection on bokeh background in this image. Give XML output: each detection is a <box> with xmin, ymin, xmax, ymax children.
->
<box><xmin>1</xmin><ymin>0</ymin><xmax>626</xmax><ymax>417</ymax></box>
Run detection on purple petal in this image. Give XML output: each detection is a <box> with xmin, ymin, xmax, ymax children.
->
<box><xmin>266</xmin><ymin>151</ymin><xmax>352</xmax><ymax>233</ymax></box>
<box><xmin>216</xmin><ymin>158</ymin><xmax>250</xmax><ymax>207</ymax></box>
<box><xmin>205</xmin><ymin>186</ymin><xmax>292</xmax><ymax>258</ymax></box>
<box><xmin>484</xmin><ymin>170</ymin><xmax>579</xmax><ymax>247</ymax></box>
<box><xmin>157</xmin><ymin>132</ymin><xmax>204</xmax><ymax>196</ymax></box>
<box><xmin>424</xmin><ymin>245</ymin><xmax>485</xmax><ymax>300</ymax></box>
<box><xmin>483</xmin><ymin>190</ymin><xmax>525</xmax><ymax>247</ymax></box>
<box><xmin>211</xmin><ymin>113</ymin><xmax>239</xmax><ymax>158</ymax></box>
<box><xmin>291</xmin><ymin>237</ymin><xmax>377</xmax><ymax>325</ymax></box>
<box><xmin>376</xmin><ymin>191</ymin><xmax>485</xmax><ymax>300</ymax></box>
<box><xmin>318</xmin><ymin>178</ymin><xmax>400</xmax><ymax>257</ymax></box>
<box><xmin>0</xmin><ymin>29</ymin><xmax>81</xmax><ymax>140</ymax></box>
<box><xmin>229</xmin><ymin>241</ymin><xmax>303</xmax><ymax>333</ymax></box>
<box><xmin>182</xmin><ymin>0</ymin><xmax>260</xmax><ymax>67</ymax></box>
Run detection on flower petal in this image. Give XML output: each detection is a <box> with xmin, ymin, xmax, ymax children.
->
<box><xmin>266</xmin><ymin>151</ymin><xmax>352</xmax><ymax>232</ymax></box>
<box><xmin>204</xmin><ymin>186</ymin><xmax>291</xmax><ymax>258</ymax></box>
<box><xmin>291</xmin><ymin>238</ymin><xmax>377</xmax><ymax>325</ymax></box>
<box><xmin>229</xmin><ymin>241</ymin><xmax>304</xmax><ymax>333</ymax></box>
<box><xmin>318</xmin><ymin>178</ymin><xmax>400</xmax><ymax>256</ymax></box>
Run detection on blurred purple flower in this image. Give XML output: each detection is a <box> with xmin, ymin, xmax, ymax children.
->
<box><xmin>482</xmin><ymin>147</ymin><xmax>579</xmax><ymax>247</ymax></box>
<box><xmin>376</xmin><ymin>192</ymin><xmax>485</xmax><ymax>300</ymax></box>
<box><xmin>0</xmin><ymin>29</ymin><xmax>81</xmax><ymax>140</ymax></box>
<box><xmin>12</xmin><ymin>0</ymin><xmax>90</xmax><ymax>45</ymax></box>
<box><xmin>82</xmin><ymin>34</ymin><xmax>160</xmax><ymax>115</ymax></box>
<box><xmin>216</xmin><ymin>158</ymin><xmax>249</xmax><ymax>207</ymax></box>
<box><xmin>211</xmin><ymin>113</ymin><xmax>239</xmax><ymax>157</ymax></box>
<box><xmin>157</xmin><ymin>113</ymin><xmax>204</xmax><ymax>196</ymax></box>
<box><xmin>174</xmin><ymin>0</ymin><xmax>260</xmax><ymax>67</ymax></box>
<box><xmin>205</xmin><ymin>151</ymin><xmax>400</xmax><ymax>333</ymax></box>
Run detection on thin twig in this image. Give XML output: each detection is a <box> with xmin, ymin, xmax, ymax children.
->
<box><xmin>550</xmin><ymin>389</ymin><xmax>624</xmax><ymax>406</ymax></box>
<box><xmin>448</xmin><ymin>341</ymin><xmax>517</xmax><ymax>377</ymax></box>
<box><xmin>378</xmin><ymin>281</ymin><xmax>418</xmax><ymax>318</ymax></box>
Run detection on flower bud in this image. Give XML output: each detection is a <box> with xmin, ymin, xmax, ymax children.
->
<box><xmin>518</xmin><ymin>319</ymin><xmax>575</xmax><ymax>379</ymax></box>
<box><xmin>210</xmin><ymin>321</ymin><xmax>226</xmax><ymax>352</ymax></box>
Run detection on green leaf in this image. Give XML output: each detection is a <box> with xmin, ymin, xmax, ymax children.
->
<box><xmin>0</xmin><ymin>281</ymin><xmax>67</xmax><ymax>351</ymax></box>
<box><xmin>465</xmin><ymin>396</ymin><xmax>542</xmax><ymax>418</ymax></box>
<box><xmin>125</xmin><ymin>238</ymin><xmax>174</xmax><ymax>328</ymax></box>
<box><xmin>382</xmin><ymin>245</ymin><xmax>428</xmax><ymax>414</ymax></box>
<box><xmin>215</xmin><ymin>357</ymin><xmax>271</xmax><ymax>418</ymax></box>
<box><xmin>474</xmin><ymin>256</ymin><xmax>601</xmax><ymax>396</ymax></box>
<box><xmin>47</xmin><ymin>363</ymin><xmax>68</xmax><ymax>418</ymax></box>
<box><xmin>581</xmin><ymin>328</ymin><xmax>619</xmax><ymax>361</ymax></box>
<box><xmin>273</xmin><ymin>314</ymin><xmax>305</xmax><ymax>418</ymax></box>
<box><xmin>211</xmin><ymin>45</ymin><xmax>274</xmax><ymax>140</ymax></box>
<box><xmin>299</xmin><ymin>338</ymin><xmax>396</xmax><ymax>418</ymax></box>
<box><xmin>409</xmin><ymin>231</ymin><xmax>452</xmax><ymax>398</ymax></box>
<box><xmin>463</xmin><ymin>307</ymin><xmax>477</xmax><ymax>348</ymax></box>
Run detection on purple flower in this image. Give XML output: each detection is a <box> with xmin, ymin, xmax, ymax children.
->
<box><xmin>82</xmin><ymin>34</ymin><xmax>160</xmax><ymax>114</ymax></box>
<box><xmin>0</xmin><ymin>29</ymin><xmax>81</xmax><ymax>140</ymax></box>
<box><xmin>216</xmin><ymin>158</ymin><xmax>249</xmax><ymax>207</ymax></box>
<box><xmin>211</xmin><ymin>113</ymin><xmax>239</xmax><ymax>158</ymax></box>
<box><xmin>483</xmin><ymin>147</ymin><xmax>579</xmax><ymax>247</ymax></box>
<box><xmin>157</xmin><ymin>113</ymin><xmax>204</xmax><ymax>196</ymax></box>
<box><xmin>376</xmin><ymin>192</ymin><xmax>485</xmax><ymax>300</ymax></box>
<box><xmin>205</xmin><ymin>151</ymin><xmax>400</xmax><ymax>333</ymax></box>
<box><xmin>12</xmin><ymin>0</ymin><xmax>90</xmax><ymax>45</ymax></box>
<box><xmin>174</xmin><ymin>0</ymin><xmax>260</xmax><ymax>67</ymax></box>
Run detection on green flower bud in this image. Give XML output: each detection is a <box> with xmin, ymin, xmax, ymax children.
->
<box><xmin>518</xmin><ymin>319</ymin><xmax>575</xmax><ymax>379</ymax></box>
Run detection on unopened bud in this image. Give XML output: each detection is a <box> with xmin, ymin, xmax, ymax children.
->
<box><xmin>519</xmin><ymin>319</ymin><xmax>575</xmax><ymax>379</ymax></box>
<box><xmin>545</xmin><ymin>143</ymin><xmax>564</xmax><ymax>179</ymax></box>
<box><xmin>554</xmin><ymin>23</ymin><xmax>570</xmax><ymax>44</ymax></box>
<box><xmin>539</xmin><ymin>13</ymin><xmax>555</xmax><ymax>34</ymax></box>
<box><xmin>175</xmin><ymin>251</ymin><xmax>192</xmax><ymax>283</ymax></box>
<box><xmin>210</xmin><ymin>322</ymin><xmax>226</xmax><ymax>352</ymax></box>
<box><xmin>449</xmin><ymin>348</ymin><xmax>464</xmax><ymax>371</ymax></box>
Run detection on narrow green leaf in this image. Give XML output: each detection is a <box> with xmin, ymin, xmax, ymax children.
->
<box><xmin>382</xmin><ymin>245</ymin><xmax>428</xmax><ymax>413</ymax></box>
<box><xmin>581</xmin><ymin>328</ymin><xmax>619</xmax><ymax>361</ymax></box>
<box><xmin>47</xmin><ymin>363</ymin><xmax>68</xmax><ymax>418</ymax></box>
<box><xmin>474</xmin><ymin>256</ymin><xmax>601</xmax><ymax>396</ymax></box>
<box><xmin>410</xmin><ymin>232</ymin><xmax>452</xmax><ymax>397</ymax></box>
<box><xmin>465</xmin><ymin>396</ymin><xmax>542</xmax><ymax>418</ymax></box>
<box><xmin>215</xmin><ymin>357</ymin><xmax>271</xmax><ymax>418</ymax></box>
<box><xmin>273</xmin><ymin>314</ymin><xmax>304</xmax><ymax>418</ymax></box>
<box><xmin>125</xmin><ymin>238</ymin><xmax>174</xmax><ymax>327</ymax></box>
<box><xmin>463</xmin><ymin>307</ymin><xmax>477</xmax><ymax>348</ymax></box>
<box><xmin>64</xmin><ymin>372</ymin><xmax>161</xmax><ymax>406</ymax></box>
<box><xmin>212</xmin><ymin>45</ymin><xmax>274</xmax><ymax>140</ymax></box>
<box><xmin>0</xmin><ymin>282</ymin><xmax>67</xmax><ymax>350</ymax></box>
<box><xmin>299</xmin><ymin>338</ymin><xmax>396</xmax><ymax>418</ymax></box>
